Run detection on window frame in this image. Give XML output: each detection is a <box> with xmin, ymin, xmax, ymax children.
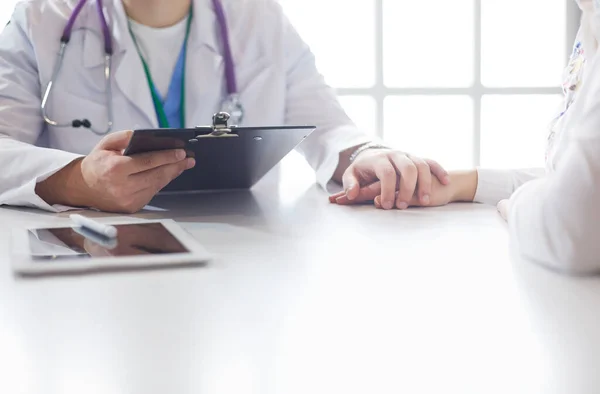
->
<box><xmin>334</xmin><ymin>0</ymin><xmax>581</xmax><ymax>167</ymax></box>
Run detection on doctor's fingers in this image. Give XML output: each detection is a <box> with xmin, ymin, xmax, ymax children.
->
<box><xmin>96</xmin><ymin>130</ymin><xmax>134</xmax><ymax>151</ymax></box>
<box><xmin>388</xmin><ymin>153</ymin><xmax>418</xmax><ymax>209</ymax></box>
<box><xmin>425</xmin><ymin>158</ymin><xmax>450</xmax><ymax>185</ymax></box>
<box><xmin>109</xmin><ymin>161</ymin><xmax>195</xmax><ymax>213</ymax></box>
<box><xmin>374</xmin><ymin>159</ymin><xmax>399</xmax><ymax>210</ymax></box>
<box><xmin>341</xmin><ymin>168</ymin><xmax>363</xmax><ymax>201</ymax></box>
<box><xmin>333</xmin><ymin>182</ymin><xmax>382</xmax><ymax>205</ymax></box>
<box><xmin>336</xmin><ymin>152</ymin><xmax>418</xmax><ymax>208</ymax></box>
<box><xmin>119</xmin><ymin>149</ymin><xmax>189</xmax><ymax>175</ymax></box>
<box><xmin>374</xmin><ymin>192</ymin><xmax>421</xmax><ymax>210</ymax></box>
<box><xmin>131</xmin><ymin>158</ymin><xmax>196</xmax><ymax>192</ymax></box>
<box><xmin>406</xmin><ymin>155</ymin><xmax>432</xmax><ymax>205</ymax></box>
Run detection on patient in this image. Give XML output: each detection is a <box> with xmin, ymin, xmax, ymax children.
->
<box><xmin>331</xmin><ymin>0</ymin><xmax>600</xmax><ymax>275</ymax></box>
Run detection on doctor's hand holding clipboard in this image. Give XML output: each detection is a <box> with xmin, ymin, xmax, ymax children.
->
<box><xmin>0</xmin><ymin>0</ymin><xmax>450</xmax><ymax>214</ymax></box>
<box><xmin>36</xmin><ymin>130</ymin><xmax>196</xmax><ymax>213</ymax></box>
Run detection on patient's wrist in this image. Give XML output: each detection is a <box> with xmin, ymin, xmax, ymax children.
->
<box><xmin>449</xmin><ymin>170</ymin><xmax>478</xmax><ymax>202</ymax></box>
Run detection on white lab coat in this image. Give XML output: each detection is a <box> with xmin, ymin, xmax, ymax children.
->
<box><xmin>487</xmin><ymin>2</ymin><xmax>600</xmax><ymax>275</ymax></box>
<box><xmin>0</xmin><ymin>0</ymin><xmax>372</xmax><ymax>211</ymax></box>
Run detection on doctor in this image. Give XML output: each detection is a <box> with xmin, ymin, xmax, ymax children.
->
<box><xmin>0</xmin><ymin>0</ymin><xmax>448</xmax><ymax>213</ymax></box>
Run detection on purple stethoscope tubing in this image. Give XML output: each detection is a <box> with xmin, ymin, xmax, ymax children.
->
<box><xmin>41</xmin><ymin>0</ymin><xmax>242</xmax><ymax>135</ymax></box>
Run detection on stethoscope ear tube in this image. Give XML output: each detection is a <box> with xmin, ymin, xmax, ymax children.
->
<box><xmin>41</xmin><ymin>42</ymin><xmax>113</xmax><ymax>135</ymax></box>
<box><xmin>44</xmin><ymin>0</ymin><xmax>241</xmax><ymax>134</ymax></box>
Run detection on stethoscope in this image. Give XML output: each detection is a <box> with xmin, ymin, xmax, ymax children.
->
<box><xmin>41</xmin><ymin>0</ymin><xmax>244</xmax><ymax>136</ymax></box>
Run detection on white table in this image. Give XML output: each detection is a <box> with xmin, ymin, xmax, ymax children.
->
<box><xmin>1</xmin><ymin>163</ymin><xmax>600</xmax><ymax>394</ymax></box>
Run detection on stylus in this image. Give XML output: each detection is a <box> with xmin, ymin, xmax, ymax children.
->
<box><xmin>70</xmin><ymin>214</ymin><xmax>118</xmax><ymax>238</ymax></box>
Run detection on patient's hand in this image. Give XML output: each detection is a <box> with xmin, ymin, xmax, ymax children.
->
<box><xmin>497</xmin><ymin>199</ymin><xmax>509</xmax><ymax>221</ymax></box>
<box><xmin>330</xmin><ymin>170</ymin><xmax>477</xmax><ymax>209</ymax></box>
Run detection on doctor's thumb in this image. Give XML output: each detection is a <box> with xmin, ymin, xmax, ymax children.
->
<box><xmin>342</xmin><ymin>171</ymin><xmax>362</xmax><ymax>201</ymax></box>
<box><xmin>96</xmin><ymin>130</ymin><xmax>134</xmax><ymax>152</ymax></box>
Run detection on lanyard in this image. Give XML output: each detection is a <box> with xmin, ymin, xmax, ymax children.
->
<box><xmin>128</xmin><ymin>6</ymin><xmax>193</xmax><ymax>128</ymax></box>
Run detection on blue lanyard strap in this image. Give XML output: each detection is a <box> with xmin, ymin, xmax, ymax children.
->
<box><xmin>128</xmin><ymin>6</ymin><xmax>193</xmax><ymax>128</ymax></box>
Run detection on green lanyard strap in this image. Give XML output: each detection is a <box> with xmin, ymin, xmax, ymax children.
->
<box><xmin>128</xmin><ymin>7</ymin><xmax>193</xmax><ymax>128</ymax></box>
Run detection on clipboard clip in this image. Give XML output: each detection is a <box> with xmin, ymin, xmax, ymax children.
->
<box><xmin>197</xmin><ymin>112</ymin><xmax>239</xmax><ymax>138</ymax></box>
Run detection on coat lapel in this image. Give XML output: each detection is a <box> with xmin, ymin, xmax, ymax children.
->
<box><xmin>80</xmin><ymin>0</ymin><xmax>226</xmax><ymax>129</ymax></box>
<box><xmin>81</xmin><ymin>0</ymin><xmax>157</xmax><ymax>128</ymax></box>
<box><xmin>110</xmin><ymin>0</ymin><xmax>158</xmax><ymax>128</ymax></box>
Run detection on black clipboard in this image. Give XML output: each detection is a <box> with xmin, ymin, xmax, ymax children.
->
<box><xmin>123</xmin><ymin>112</ymin><xmax>316</xmax><ymax>193</ymax></box>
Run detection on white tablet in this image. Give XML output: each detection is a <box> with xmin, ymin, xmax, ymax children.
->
<box><xmin>10</xmin><ymin>219</ymin><xmax>212</xmax><ymax>276</ymax></box>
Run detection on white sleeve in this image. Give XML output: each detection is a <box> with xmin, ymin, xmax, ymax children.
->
<box><xmin>506</xmin><ymin>49</ymin><xmax>600</xmax><ymax>275</ymax></box>
<box><xmin>474</xmin><ymin>168</ymin><xmax>545</xmax><ymax>205</ymax></box>
<box><xmin>275</xmin><ymin>2</ymin><xmax>374</xmax><ymax>191</ymax></box>
<box><xmin>507</xmin><ymin>138</ymin><xmax>600</xmax><ymax>275</ymax></box>
<box><xmin>0</xmin><ymin>5</ymin><xmax>82</xmax><ymax>212</ymax></box>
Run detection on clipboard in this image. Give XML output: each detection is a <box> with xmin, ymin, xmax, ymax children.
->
<box><xmin>123</xmin><ymin>112</ymin><xmax>316</xmax><ymax>193</ymax></box>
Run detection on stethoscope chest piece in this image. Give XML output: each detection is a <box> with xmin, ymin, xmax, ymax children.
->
<box><xmin>221</xmin><ymin>94</ymin><xmax>244</xmax><ymax>126</ymax></box>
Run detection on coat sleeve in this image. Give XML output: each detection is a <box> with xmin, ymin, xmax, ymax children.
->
<box><xmin>0</xmin><ymin>4</ymin><xmax>83</xmax><ymax>212</ymax></box>
<box><xmin>269</xmin><ymin>1</ymin><xmax>374</xmax><ymax>191</ymax></box>
<box><xmin>474</xmin><ymin>168</ymin><xmax>545</xmax><ymax>205</ymax></box>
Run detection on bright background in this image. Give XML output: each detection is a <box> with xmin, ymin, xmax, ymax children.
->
<box><xmin>0</xmin><ymin>0</ymin><xmax>580</xmax><ymax>170</ymax></box>
<box><xmin>278</xmin><ymin>0</ymin><xmax>579</xmax><ymax>170</ymax></box>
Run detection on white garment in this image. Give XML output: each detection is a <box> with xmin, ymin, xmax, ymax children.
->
<box><xmin>0</xmin><ymin>0</ymin><xmax>374</xmax><ymax>212</ymax></box>
<box><xmin>474</xmin><ymin>3</ymin><xmax>597</xmax><ymax>207</ymax></box>
<box><xmin>128</xmin><ymin>16</ymin><xmax>188</xmax><ymax>99</ymax></box>
<box><xmin>505</xmin><ymin>2</ymin><xmax>600</xmax><ymax>275</ymax></box>
<box><xmin>473</xmin><ymin>4</ymin><xmax>595</xmax><ymax>206</ymax></box>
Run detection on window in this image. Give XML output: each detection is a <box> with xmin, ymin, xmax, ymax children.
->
<box><xmin>280</xmin><ymin>0</ymin><xmax>580</xmax><ymax>170</ymax></box>
<box><xmin>0</xmin><ymin>1</ymin><xmax>17</xmax><ymax>27</ymax></box>
<box><xmin>0</xmin><ymin>1</ymin><xmax>580</xmax><ymax>170</ymax></box>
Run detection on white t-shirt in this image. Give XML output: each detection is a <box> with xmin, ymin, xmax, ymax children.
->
<box><xmin>128</xmin><ymin>16</ymin><xmax>189</xmax><ymax>99</ymax></box>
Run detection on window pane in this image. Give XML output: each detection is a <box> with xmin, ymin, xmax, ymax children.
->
<box><xmin>481</xmin><ymin>0</ymin><xmax>565</xmax><ymax>87</ymax></box>
<box><xmin>337</xmin><ymin>96</ymin><xmax>377</xmax><ymax>136</ymax></box>
<box><xmin>279</xmin><ymin>0</ymin><xmax>375</xmax><ymax>88</ymax></box>
<box><xmin>0</xmin><ymin>1</ymin><xmax>17</xmax><ymax>26</ymax></box>
<box><xmin>481</xmin><ymin>95</ymin><xmax>563</xmax><ymax>168</ymax></box>
<box><xmin>383</xmin><ymin>0</ymin><xmax>474</xmax><ymax>88</ymax></box>
<box><xmin>384</xmin><ymin>96</ymin><xmax>473</xmax><ymax>169</ymax></box>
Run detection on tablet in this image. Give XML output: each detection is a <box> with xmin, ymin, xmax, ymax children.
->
<box><xmin>123</xmin><ymin>123</ymin><xmax>316</xmax><ymax>193</ymax></box>
<box><xmin>10</xmin><ymin>220</ymin><xmax>212</xmax><ymax>276</ymax></box>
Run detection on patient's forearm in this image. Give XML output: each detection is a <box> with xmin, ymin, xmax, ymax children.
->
<box><xmin>449</xmin><ymin>170</ymin><xmax>478</xmax><ymax>202</ymax></box>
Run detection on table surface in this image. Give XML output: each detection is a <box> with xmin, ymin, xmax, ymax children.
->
<box><xmin>1</xmin><ymin>161</ymin><xmax>600</xmax><ymax>394</ymax></box>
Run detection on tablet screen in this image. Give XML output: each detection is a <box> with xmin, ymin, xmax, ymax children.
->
<box><xmin>28</xmin><ymin>223</ymin><xmax>189</xmax><ymax>261</ymax></box>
